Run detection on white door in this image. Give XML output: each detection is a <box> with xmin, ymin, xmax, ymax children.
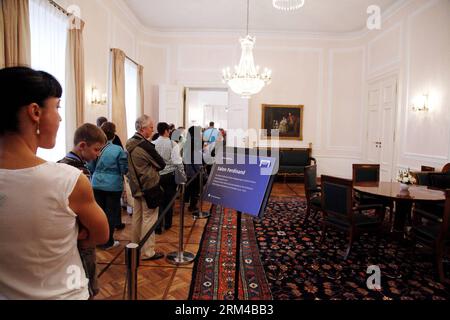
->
<box><xmin>367</xmin><ymin>84</ymin><xmax>381</xmax><ymax>163</ymax></box>
<box><xmin>366</xmin><ymin>76</ymin><xmax>398</xmax><ymax>181</ymax></box>
<box><xmin>159</xmin><ymin>85</ymin><xmax>184</xmax><ymax>127</ymax></box>
<box><xmin>226</xmin><ymin>91</ymin><xmax>249</xmax><ymax>147</ymax></box>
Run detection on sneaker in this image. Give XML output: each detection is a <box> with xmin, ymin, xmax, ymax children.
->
<box><xmin>115</xmin><ymin>223</ymin><xmax>126</xmax><ymax>230</ymax></box>
<box><xmin>142</xmin><ymin>251</ymin><xmax>164</xmax><ymax>261</ymax></box>
<box><xmin>188</xmin><ymin>206</ymin><xmax>199</xmax><ymax>212</ymax></box>
<box><xmin>101</xmin><ymin>241</ymin><xmax>120</xmax><ymax>251</ymax></box>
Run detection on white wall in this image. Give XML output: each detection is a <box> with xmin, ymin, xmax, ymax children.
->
<box><xmin>365</xmin><ymin>0</ymin><xmax>450</xmax><ymax>173</ymax></box>
<box><xmin>134</xmin><ymin>32</ymin><xmax>369</xmax><ymax>177</ymax></box>
<box><xmin>57</xmin><ymin>0</ymin><xmax>449</xmax><ymax>178</ymax></box>
<box><xmin>58</xmin><ymin>0</ymin><xmax>140</xmax><ymax>125</ymax></box>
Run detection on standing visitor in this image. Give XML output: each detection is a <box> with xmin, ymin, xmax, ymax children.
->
<box><xmin>58</xmin><ymin>123</ymin><xmax>107</xmax><ymax>298</ymax></box>
<box><xmin>90</xmin><ymin>122</ymin><xmax>128</xmax><ymax>250</ymax></box>
<box><xmin>153</xmin><ymin>122</ymin><xmax>185</xmax><ymax>233</ymax></box>
<box><xmin>0</xmin><ymin>67</ymin><xmax>109</xmax><ymax>299</ymax></box>
<box><xmin>126</xmin><ymin>115</ymin><xmax>166</xmax><ymax>260</ymax></box>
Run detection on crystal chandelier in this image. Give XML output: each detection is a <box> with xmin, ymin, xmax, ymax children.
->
<box><xmin>272</xmin><ymin>0</ymin><xmax>305</xmax><ymax>11</ymax></box>
<box><xmin>222</xmin><ymin>0</ymin><xmax>271</xmax><ymax>98</ymax></box>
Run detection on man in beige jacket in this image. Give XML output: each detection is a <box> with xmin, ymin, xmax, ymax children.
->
<box><xmin>126</xmin><ymin>115</ymin><xmax>166</xmax><ymax>260</ymax></box>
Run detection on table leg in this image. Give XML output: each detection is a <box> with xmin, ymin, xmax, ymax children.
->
<box><xmin>392</xmin><ymin>200</ymin><xmax>412</xmax><ymax>233</ymax></box>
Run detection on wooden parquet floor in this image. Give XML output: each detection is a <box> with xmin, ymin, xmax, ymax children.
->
<box><xmin>95</xmin><ymin>181</ymin><xmax>305</xmax><ymax>300</ymax></box>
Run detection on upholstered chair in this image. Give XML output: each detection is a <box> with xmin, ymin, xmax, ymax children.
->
<box><xmin>411</xmin><ymin>189</ymin><xmax>450</xmax><ymax>283</ymax></box>
<box><xmin>320</xmin><ymin>175</ymin><xmax>385</xmax><ymax>259</ymax></box>
<box><xmin>303</xmin><ymin>165</ymin><xmax>321</xmax><ymax>223</ymax></box>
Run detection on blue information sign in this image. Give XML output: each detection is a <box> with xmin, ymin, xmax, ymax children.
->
<box><xmin>202</xmin><ymin>153</ymin><xmax>277</xmax><ymax>218</ymax></box>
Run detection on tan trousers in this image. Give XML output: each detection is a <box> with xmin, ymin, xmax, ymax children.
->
<box><xmin>124</xmin><ymin>177</ymin><xmax>133</xmax><ymax>209</ymax></box>
<box><xmin>132</xmin><ymin>197</ymin><xmax>158</xmax><ymax>259</ymax></box>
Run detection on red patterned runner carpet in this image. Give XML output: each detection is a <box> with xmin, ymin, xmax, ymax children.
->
<box><xmin>189</xmin><ymin>205</ymin><xmax>272</xmax><ymax>300</ymax></box>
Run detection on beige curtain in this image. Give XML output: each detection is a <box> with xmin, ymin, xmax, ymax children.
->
<box><xmin>0</xmin><ymin>4</ymin><xmax>4</xmax><ymax>67</ymax></box>
<box><xmin>0</xmin><ymin>0</ymin><xmax>31</xmax><ymax>68</ymax></box>
<box><xmin>66</xmin><ymin>16</ymin><xmax>85</xmax><ymax>127</ymax></box>
<box><xmin>65</xmin><ymin>15</ymin><xmax>85</xmax><ymax>151</ymax></box>
<box><xmin>111</xmin><ymin>48</ymin><xmax>127</xmax><ymax>143</ymax></box>
<box><xmin>138</xmin><ymin>64</ymin><xmax>144</xmax><ymax>116</ymax></box>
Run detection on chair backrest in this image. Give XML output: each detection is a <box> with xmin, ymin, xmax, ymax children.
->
<box><xmin>352</xmin><ymin>164</ymin><xmax>380</xmax><ymax>183</ymax></box>
<box><xmin>304</xmin><ymin>165</ymin><xmax>318</xmax><ymax>197</ymax></box>
<box><xmin>421</xmin><ymin>165</ymin><xmax>435</xmax><ymax>172</ymax></box>
<box><xmin>428</xmin><ymin>172</ymin><xmax>450</xmax><ymax>190</ymax></box>
<box><xmin>321</xmin><ymin>175</ymin><xmax>353</xmax><ymax>219</ymax></box>
<box><xmin>442</xmin><ymin>163</ymin><xmax>450</xmax><ymax>173</ymax></box>
<box><xmin>439</xmin><ymin>189</ymin><xmax>450</xmax><ymax>241</ymax></box>
<box><xmin>413</xmin><ymin>171</ymin><xmax>431</xmax><ymax>186</ymax></box>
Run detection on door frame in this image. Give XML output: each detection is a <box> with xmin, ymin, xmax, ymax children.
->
<box><xmin>182</xmin><ymin>84</ymin><xmax>229</xmax><ymax>128</ymax></box>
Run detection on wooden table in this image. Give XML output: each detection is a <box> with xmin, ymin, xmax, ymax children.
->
<box><xmin>354</xmin><ymin>182</ymin><xmax>445</xmax><ymax>232</ymax></box>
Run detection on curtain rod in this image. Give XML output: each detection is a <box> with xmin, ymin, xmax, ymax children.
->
<box><xmin>48</xmin><ymin>0</ymin><xmax>70</xmax><ymax>17</ymax></box>
<box><xmin>110</xmin><ymin>49</ymin><xmax>140</xmax><ymax>67</ymax></box>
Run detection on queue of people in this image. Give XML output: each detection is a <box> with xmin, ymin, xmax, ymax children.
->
<box><xmin>0</xmin><ymin>66</ymin><xmax>224</xmax><ymax>300</ymax></box>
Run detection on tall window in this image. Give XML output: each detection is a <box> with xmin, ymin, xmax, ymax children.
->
<box><xmin>125</xmin><ymin>58</ymin><xmax>138</xmax><ymax>139</ymax></box>
<box><xmin>29</xmin><ymin>0</ymin><xmax>67</xmax><ymax>162</ymax></box>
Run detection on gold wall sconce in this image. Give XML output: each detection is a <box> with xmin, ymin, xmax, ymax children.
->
<box><xmin>91</xmin><ymin>86</ymin><xmax>107</xmax><ymax>105</ymax></box>
<box><xmin>411</xmin><ymin>94</ymin><xmax>429</xmax><ymax>112</ymax></box>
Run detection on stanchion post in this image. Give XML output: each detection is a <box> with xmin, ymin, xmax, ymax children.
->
<box><xmin>194</xmin><ymin>167</ymin><xmax>211</xmax><ymax>219</ymax></box>
<box><xmin>125</xmin><ymin>243</ymin><xmax>140</xmax><ymax>300</ymax></box>
<box><xmin>167</xmin><ymin>183</ymin><xmax>195</xmax><ymax>265</ymax></box>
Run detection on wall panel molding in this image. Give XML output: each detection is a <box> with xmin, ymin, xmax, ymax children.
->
<box><xmin>137</xmin><ymin>41</ymin><xmax>171</xmax><ymax>83</ymax></box>
<box><xmin>326</xmin><ymin>47</ymin><xmax>365</xmax><ymax>153</ymax></box>
<box><xmin>176</xmin><ymin>44</ymin><xmax>237</xmax><ymax>73</ymax></box>
<box><xmin>367</xmin><ymin>22</ymin><xmax>402</xmax><ymax>77</ymax></box>
<box><xmin>402</xmin><ymin>0</ymin><xmax>448</xmax><ymax>161</ymax></box>
<box><xmin>255</xmin><ymin>46</ymin><xmax>325</xmax><ymax>150</ymax></box>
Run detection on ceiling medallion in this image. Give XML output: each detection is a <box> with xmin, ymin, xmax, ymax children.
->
<box><xmin>272</xmin><ymin>0</ymin><xmax>305</xmax><ymax>11</ymax></box>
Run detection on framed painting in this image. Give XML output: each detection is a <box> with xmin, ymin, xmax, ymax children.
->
<box><xmin>261</xmin><ymin>104</ymin><xmax>304</xmax><ymax>140</ymax></box>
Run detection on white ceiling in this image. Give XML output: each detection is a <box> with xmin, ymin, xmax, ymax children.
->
<box><xmin>123</xmin><ymin>0</ymin><xmax>402</xmax><ymax>34</ymax></box>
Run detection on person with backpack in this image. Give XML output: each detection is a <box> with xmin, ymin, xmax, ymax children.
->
<box><xmin>58</xmin><ymin>123</ymin><xmax>107</xmax><ymax>298</ymax></box>
<box><xmin>126</xmin><ymin>115</ymin><xmax>166</xmax><ymax>261</ymax></box>
<box><xmin>153</xmin><ymin>122</ymin><xmax>186</xmax><ymax>233</ymax></box>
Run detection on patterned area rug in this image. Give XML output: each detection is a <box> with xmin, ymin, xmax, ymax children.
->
<box><xmin>189</xmin><ymin>206</ymin><xmax>272</xmax><ymax>300</ymax></box>
<box><xmin>255</xmin><ymin>198</ymin><xmax>450</xmax><ymax>300</ymax></box>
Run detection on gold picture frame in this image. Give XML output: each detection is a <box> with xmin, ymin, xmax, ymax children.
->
<box><xmin>261</xmin><ymin>104</ymin><xmax>304</xmax><ymax>140</ymax></box>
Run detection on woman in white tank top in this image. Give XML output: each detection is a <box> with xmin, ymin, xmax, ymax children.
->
<box><xmin>0</xmin><ymin>67</ymin><xmax>109</xmax><ymax>300</ymax></box>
